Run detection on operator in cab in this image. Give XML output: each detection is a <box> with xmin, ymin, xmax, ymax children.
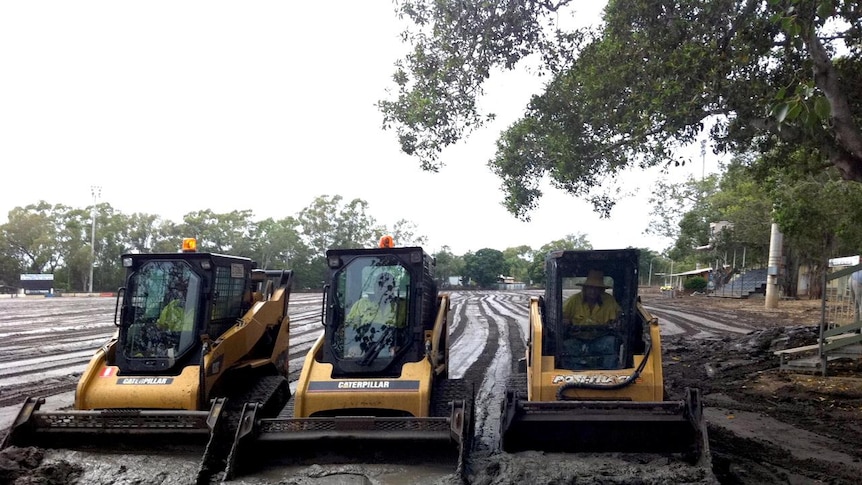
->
<box><xmin>563</xmin><ymin>269</ymin><xmax>621</xmax><ymax>326</ymax></box>
<box><xmin>344</xmin><ymin>271</ymin><xmax>407</xmax><ymax>359</ymax></box>
<box><xmin>562</xmin><ymin>269</ymin><xmax>622</xmax><ymax>369</ymax></box>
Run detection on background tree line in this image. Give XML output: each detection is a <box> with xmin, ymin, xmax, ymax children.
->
<box><xmin>0</xmin><ymin>195</ymin><xmax>431</xmax><ymax>293</ymax></box>
<box><xmin>0</xmin><ymin>194</ymin><xmax>616</xmax><ymax>292</ymax></box>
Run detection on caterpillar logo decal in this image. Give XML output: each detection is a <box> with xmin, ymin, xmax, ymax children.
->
<box><xmin>552</xmin><ymin>374</ymin><xmax>633</xmax><ymax>385</ymax></box>
<box><xmin>308</xmin><ymin>380</ymin><xmax>420</xmax><ymax>392</ymax></box>
<box><xmin>117</xmin><ymin>377</ymin><xmax>174</xmax><ymax>385</ymax></box>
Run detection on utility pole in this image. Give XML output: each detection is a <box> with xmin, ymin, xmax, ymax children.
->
<box><xmin>700</xmin><ymin>140</ymin><xmax>706</xmax><ymax>181</ymax></box>
<box><xmin>765</xmin><ymin>222</ymin><xmax>783</xmax><ymax>309</ymax></box>
<box><xmin>648</xmin><ymin>259</ymin><xmax>654</xmax><ymax>287</ymax></box>
<box><xmin>89</xmin><ymin>186</ymin><xmax>101</xmax><ymax>293</ymax></box>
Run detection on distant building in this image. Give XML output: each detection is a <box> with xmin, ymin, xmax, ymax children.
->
<box><xmin>497</xmin><ymin>275</ymin><xmax>526</xmax><ymax>291</ymax></box>
<box><xmin>696</xmin><ymin>221</ymin><xmax>734</xmax><ymax>251</ymax></box>
<box><xmin>666</xmin><ymin>268</ymin><xmax>712</xmax><ymax>291</ymax></box>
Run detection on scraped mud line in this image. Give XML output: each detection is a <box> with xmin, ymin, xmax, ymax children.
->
<box><xmin>647</xmin><ymin>307</ymin><xmax>755</xmax><ymax>334</ymax></box>
<box><xmin>0</xmin><ymin>379</ymin><xmax>79</xmax><ymax>408</ymax></box>
<box><xmin>647</xmin><ymin>306</ymin><xmax>755</xmax><ymax>339</ymax></box>
<box><xmin>647</xmin><ymin>308</ymin><xmax>717</xmax><ymax>338</ymax></box>
<box><xmin>0</xmin><ymin>354</ymin><xmax>91</xmax><ymax>383</ymax></box>
<box><xmin>448</xmin><ymin>291</ymin><xmax>470</xmax><ymax>347</ymax></box>
<box><xmin>484</xmin><ymin>293</ymin><xmax>529</xmax><ymax>367</ymax></box>
<box><xmin>0</xmin><ymin>337</ymin><xmax>110</xmax><ymax>358</ymax></box>
<box><xmin>468</xmin><ymin>293</ymin><xmax>528</xmax><ymax>455</ymax></box>
<box><xmin>706</xmin><ymin>396</ymin><xmax>862</xmax><ymax>451</ymax></box>
<box><xmin>455</xmin><ymin>294</ymin><xmax>514</xmax><ymax>454</ymax></box>
<box><xmin>646</xmin><ymin>299</ymin><xmax>766</xmax><ymax>328</ymax></box>
<box><xmin>0</xmin><ymin>327</ymin><xmax>114</xmax><ymax>348</ymax></box>
<box><xmin>0</xmin><ymin>343</ymin><xmax>108</xmax><ymax>367</ymax></box>
<box><xmin>448</xmin><ymin>295</ymin><xmax>490</xmax><ymax>380</ymax></box>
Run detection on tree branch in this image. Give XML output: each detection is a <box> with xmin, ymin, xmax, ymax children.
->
<box><xmin>805</xmin><ymin>25</ymin><xmax>862</xmax><ymax>181</ymax></box>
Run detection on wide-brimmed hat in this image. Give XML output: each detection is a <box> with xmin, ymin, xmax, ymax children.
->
<box><xmin>577</xmin><ymin>269</ymin><xmax>610</xmax><ymax>288</ymax></box>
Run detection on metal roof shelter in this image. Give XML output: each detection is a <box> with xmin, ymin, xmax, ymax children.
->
<box><xmin>668</xmin><ymin>268</ymin><xmax>713</xmax><ymax>277</ymax></box>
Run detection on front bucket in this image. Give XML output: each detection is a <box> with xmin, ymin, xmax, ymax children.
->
<box><xmin>2</xmin><ymin>397</ymin><xmax>224</xmax><ymax>449</ymax></box>
<box><xmin>1</xmin><ymin>396</ymin><xmax>228</xmax><ymax>481</ymax></box>
<box><xmin>223</xmin><ymin>400</ymin><xmax>470</xmax><ymax>481</ymax></box>
<box><xmin>501</xmin><ymin>388</ymin><xmax>709</xmax><ymax>465</ymax></box>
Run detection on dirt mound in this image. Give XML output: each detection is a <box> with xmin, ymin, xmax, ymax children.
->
<box><xmin>468</xmin><ymin>451</ymin><xmax>717</xmax><ymax>484</ymax></box>
<box><xmin>0</xmin><ymin>446</ymin><xmax>83</xmax><ymax>485</ymax></box>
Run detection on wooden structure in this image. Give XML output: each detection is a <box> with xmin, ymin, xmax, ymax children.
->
<box><xmin>775</xmin><ymin>261</ymin><xmax>862</xmax><ymax>376</ymax></box>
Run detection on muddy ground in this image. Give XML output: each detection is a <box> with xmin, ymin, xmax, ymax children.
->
<box><xmin>1</xmin><ymin>292</ymin><xmax>861</xmax><ymax>484</ymax></box>
<box><xmin>649</xmin><ymin>294</ymin><xmax>862</xmax><ymax>485</ymax></box>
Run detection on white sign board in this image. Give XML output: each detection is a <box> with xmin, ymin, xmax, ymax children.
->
<box><xmin>828</xmin><ymin>255</ymin><xmax>860</xmax><ymax>267</ymax></box>
<box><xmin>20</xmin><ymin>274</ymin><xmax>54</xmax><ymax>281</ymax></box>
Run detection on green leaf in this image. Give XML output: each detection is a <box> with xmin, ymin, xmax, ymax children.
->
<box><xmin>814</xmin><ymin>97</ymin><xmax>831</xmax><ymax>120</ymax></box>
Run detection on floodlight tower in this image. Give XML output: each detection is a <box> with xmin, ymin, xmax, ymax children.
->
<box><xmin>89</xmin><ymin>185</ymin><xmax>101</xmax><ymax>293</ymax></box>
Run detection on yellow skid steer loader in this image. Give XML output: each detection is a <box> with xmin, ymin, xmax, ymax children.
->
<box><xmin>1</xmin><ymin>238</ymin><xmax>293</xmax><ymax>483</ymax></box>
<box><xmin>500</xmin><ymin>249</ymin><xmax>710</xmax><ymax>466</ymax></box>
<box><xmin>222</xmin><ymin>238</ymin><xmax>473</xmax><ymax>480</ymax></box>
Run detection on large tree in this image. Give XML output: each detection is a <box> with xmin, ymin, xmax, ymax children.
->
<box><xmin>527</xmin><ymin>233</ymin><xmax>592</xmax><ymax>285</ymax></box>
<box><xmin>180</xmin><ymin>209</ymin><xmax>257</xmax><ymax>255</ymax></box>
<box><xmin>381</xmin><ymin>0</ymin><xmax>862</xmax><ymax>219</ymax></box>
<box><xmin>463</xmin><ymin>248</ymin><xmax>508</xmax><ymax>288</ymax></box>
<box><xmin>502</xmin><ymin>245</ymin><xmax>534</xmax><ymax>284</ymax></box>
<box><xmin>297</xmin><ymin>195</ymin><xmax>381</xmax><ymax>288</ymax></box>
<box><xmin>764</xmin><ymin>152</ymin><xmax>862</xmax><ymax>296</ymax></box>
<box><xmin>298</xmin><ymin>195</ymin><xmax>379</xmax><ymax>257</ymax></box>
<box><xmin>432</xmin><ymin>246</ymin><xmax>465</xmax><ymax>287</ymax></box>
<box><xmin>1</xmin><ymin>202</ymin><xmax>64</xmax><ymax>274</ymax></box>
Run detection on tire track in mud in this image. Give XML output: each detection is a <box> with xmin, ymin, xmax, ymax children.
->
<box><xmin>451</xmin><ymin>292</ymin><xmax>530</xmax><ymax>454</ymax></box>
<box><xmin>645</xmin><ymin>302</ymin><xmax>756</xmax><ymax>338</ymax></box>
<box><xmin>448</xmin><ymin>293</ymin><xmax>490</xmax><ymax>380</ymax></box>
<box><xmin>458</xmin><ymin>294</ymin><xmax>504</xmax><ymax>454</ymax></box>
<box><xmin>447</xmin><ymin>292</ymin><xmax>469</xmax><ymax>346</ymax></box>
<box><xmin>0</xmin><ymin>378</ymin><xmax>79</xmax><ymax>408</ymax></box>
<box><xmin>474</xmin><ymin>293</ymin><xmax>528</xmax><ymax>453</ymax></box>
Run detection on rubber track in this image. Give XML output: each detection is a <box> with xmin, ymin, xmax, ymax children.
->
<box><xmin>197</xmin><ymin>374</ymin><xmax>290</xmax><ymax>484</ymax></box>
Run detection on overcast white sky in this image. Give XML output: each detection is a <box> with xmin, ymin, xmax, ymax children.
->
<box><xmin>0</xmin><ymin>1</ymin><xmax>721</xmax><ymax>256</ymax></box>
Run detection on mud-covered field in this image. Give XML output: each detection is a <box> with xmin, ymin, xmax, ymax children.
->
<box><xmin>1</xmin><ymin>291</ymin><xmax>861</xmax><ymax>484</ymax></box>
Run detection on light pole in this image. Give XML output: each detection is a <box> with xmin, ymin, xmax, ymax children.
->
<box><xmin>89</xmin><ymin>186</ymin><xmax>101</xmax><ymax>293</ymax></box>
<box><xmin>670</xmin><ymin>260</ymin><xmax>674</xmax><ymax>290</ymax></box>
<box><xmin>648</xmin><ymin>259</ymin><xmax>654</xmax><ymax>287</ymax></box>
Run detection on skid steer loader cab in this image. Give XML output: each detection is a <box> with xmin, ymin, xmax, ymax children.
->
<box><xmin>321</xmin><ymin>248</ymin><xmax>433</xmax><ymax>377</ymax></box>
<box><xmin>116</xmin><ymin>251</ymin><xmax>251</xmax><ymax>377</ymax></box>
<box><xmin>544</xmin><ymin>250</ymin><xmax>645</xmax><ymax>372</ymax></box>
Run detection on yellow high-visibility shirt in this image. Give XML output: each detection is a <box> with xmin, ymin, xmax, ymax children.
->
<box><xmin>563</xmin><ymin>292</ymin><xmax>620</xmax><ymax>325</ymax></box>
<box><xmin>346</xmin><ymin>297</ymin><xmax>407</xmax><ymax>328</ymax></box>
